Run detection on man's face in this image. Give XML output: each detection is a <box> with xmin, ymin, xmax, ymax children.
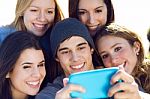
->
<box><xmin>56</xmin><ymin>36</ymin><xmax>94</xmax><ymax>77</ymax></box>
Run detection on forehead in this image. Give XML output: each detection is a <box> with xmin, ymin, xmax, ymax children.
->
<box><xmin>16</xmin><ymin>48</ymin><xmax>44</xmax><ymax>64</ymax></box>
<box><xmin>79</xmin><ymin>0</ymin><xmax>105</xmax><ymax>8</ymax></box>
<box><xmin>30</xmin><ymin>0</ymin><xmax>55</xmax><ymax>8</ymax></box>
<box><xmin>98</xmin><ymin>35</ymin><xmax>128</xmax><ymax>48</ymax></box>
<box><xmin>58</xmin><ymin>36</ymin><xmax>88</xmax><ymax>49</ymax></box>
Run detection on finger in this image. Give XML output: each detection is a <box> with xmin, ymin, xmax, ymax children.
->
<box><xmin>63</xmin><ymin>78</ymin><xmax>69</xmax><ymax>87</ymax></box>
<box><xmin>67</xmin><ymin>84</ymin><xmax>86</xmax><ymax>93</ymax></box>
<box><xmin>118</xmin><ymin>64</ymin><xmax>125</xmax><ymax>71</ymax></box>
<box><xmin>113</xmin><ymin>91</ymin><xmax>138</xmax><ymax>99</ymax></box>
<box><xmin>111</xmin><ymin>70</ymin><xmax>134</xmax><ymax>84</ymax></box>
<box><xmin>108</xmin><ymin>82</ymin><xmax>139</xmax><ymax>97</ymax></box>
<box><xmin>56</xmin><ymin>84</ymin><xmax>85</xmax><ymax>99</ymax></box>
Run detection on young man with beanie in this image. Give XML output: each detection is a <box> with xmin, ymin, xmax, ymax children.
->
<box><xmin>35</xmin><ymin>18</ymin><xmax>100</xmax><ymax>99</ymax></box>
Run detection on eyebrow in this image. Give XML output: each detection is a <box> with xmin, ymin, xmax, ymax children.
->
<box><xmin>99</xmin><ymin>43</ymin><xmax>121</xmax><ymax>55</ymax></box>
<box><xmin>29</xmin><ymin>6</ymin><xmax>55</xmax><ymax>9</ymax></box>
<box><xmin>21</xmin><ymin>60</ymin><xmax>45</xmax><ymax>65</ymax></box>
<box><xmin>39</xmin><ymin>60</ymin><xmax>45</xmax><ymax>64</ymax></box>
<box><xmin>58</xmin><ymin>42</ymin><xmax>88</xmax><ymax>52</ymax></box>
<box><xmin>78</xmin><ymin>6</ymin><xmax>103</xmax><ymax>11</ymax></box>
<box><xmin>95</xmin><ymin>6</ymin><xmax>103</xmax><ymax>10</ymax></box>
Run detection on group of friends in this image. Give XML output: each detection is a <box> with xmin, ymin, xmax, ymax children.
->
<box><xmin>0</xmin><ymin>0</ymin><xmax>150</xmax><ymax>99</ymax></box>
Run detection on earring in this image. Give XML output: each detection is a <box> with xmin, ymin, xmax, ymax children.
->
<box><xmin>136</xmin><ymin>52</ymin><xmax>139</xmax><ymax>55</ymax></box>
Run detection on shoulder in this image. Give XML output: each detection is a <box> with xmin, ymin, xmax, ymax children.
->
<box><xmin>0</xmin><ymin>25</ymin><xmax>16</xmax><ymax>33</ymax></box>
<box><xmin>0</xmin><ymin>25</ymin><xmax>16</xmax><ymax>44</ymax></box>
<box><xmin>35</xmin><ymin>76</ymin><xmax>64</xmax><ymax>99</ymax></box>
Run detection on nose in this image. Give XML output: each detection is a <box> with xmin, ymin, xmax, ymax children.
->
<box><xmin>71</xmin><ymin>52</ymin><xmax>80</xmax><ymax>62</ymax></box>
<box><xmin>32</xmin><ymin>68</ymin><xmax>41</xmax><ymax>78</ymax></box>
<box><xmin>37</xmin><ymin>11</ymin><xmax>46</xmax><ymax>22</ymax></box>
<box><xmin>88</xmin><ymin>12</ymin><xmax>95</xmax><ymax>24</ymax></box>
<box><xmin>110</xmin><ymin>54</ymin><xmax>120</xmax><ymax>67</ymax></box>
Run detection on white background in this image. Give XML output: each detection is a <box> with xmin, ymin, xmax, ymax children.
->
<box><xmin>0</xmin><ymin>0</ymin><xmax>149</xmax><ymax>54</ymax></box>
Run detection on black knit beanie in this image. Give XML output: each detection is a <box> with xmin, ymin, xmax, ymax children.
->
<box><xmin>50</xmin><ymin>18</ymin><xmax>95</xmax><ymax>58</ymax></box>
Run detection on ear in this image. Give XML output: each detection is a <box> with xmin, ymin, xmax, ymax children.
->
<box><xmin>91</xmin><ymin>48</ymin><xmax>94</xmax><ymax>54</ymax></box>
<box><xmin>133</xmin><ymin>41</ymin><xmax>141</xmax><ymax>54</ymax></box>
<box><xmin>55</xmin><ymin>57</ymin><xmax>60</xmax><ymax>62</ymax></box>
<box><xmin>6</xmin><ymin>72</ymin><xmax>10</xmax><ymax>78</ymax></box>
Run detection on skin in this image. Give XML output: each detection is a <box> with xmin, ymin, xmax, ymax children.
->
<box><xmin>96</xmin><ymin>35</ymin><xmax>143</xmax><ymax>99</ymax></box>
<box><xmin>97</xmin><ymin>35</ymin><xmax>140</xmax><ymax>74</ymax></box>
<box><xmin>6</xmin><ymin>48</ymin><xmax>46</xmax><ymax>99</ymax></box>
<box><xmin>55</xmin><ymin>36</ymin><xmax>94</xmax><ymax>98</ymax></box>
<box><xmin>23</xmin><ymin>0</ymin><xmax>55</xmax><ymax>36</ymax></box>
<box><xmin>56</xmin><ymin>36</ymin><xmax>94</xmax><ymax>77</ymax></box>
<box><xmin>78</xmin><ymin>0</ymin><xmax>107</xmax><ymax>36</ymax></box>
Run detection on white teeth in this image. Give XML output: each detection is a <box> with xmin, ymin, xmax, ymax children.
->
<box><xmin>71</xmin><ymin>63</ymin><xmax>84</xmax><ymax>69</ymax></box>
<box><xmin>27</xmin><ymin>81</ymin><xmax>39</xmax><ymax>85</ymax></box>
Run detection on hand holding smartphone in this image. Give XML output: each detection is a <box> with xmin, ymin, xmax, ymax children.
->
<box><xmin>68</xmin><ymin>67</ymin><xmax>120</xmax><ymax>98</ymax></box>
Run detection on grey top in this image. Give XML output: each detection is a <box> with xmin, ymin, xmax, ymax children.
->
<box><xmin>35</xmin><ymin>75</ymin><xmax>64</xmax><ymax>99</ymax></box>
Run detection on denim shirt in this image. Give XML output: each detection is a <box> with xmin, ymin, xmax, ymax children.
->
<box><xmin>0</xmin><ymin>25</ymin><xmax>16</xmax><ymax>44</ymax></box>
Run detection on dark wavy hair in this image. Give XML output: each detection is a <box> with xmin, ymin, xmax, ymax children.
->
<box><xmin>0</xmin><ymin>31</ymin><xmax>42</xmax><ymax>99</ymax></box>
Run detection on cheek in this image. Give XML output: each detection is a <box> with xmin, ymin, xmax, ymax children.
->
<box><xmin>58</xmin><ymin>57</ymin><xmax>70</xmax><ymax>68</ymax></box>
<box><xmin>47</xmin><ymin>14</ymin><xmax>55</xmax><ymax>22</ymax></box>
<box><xmin>23</xmin><ymin>13</ymin><xmax>34</xmax><ymax>27</ymax></box>
<box><xmin>98</xmin><ymin>14</ymin><xmax>107</xmax><ymax>25</ymax></box>
<box><xmin>103</xmin><ymin>59</ymin><xmax>111</xmax><ymax>68</ymax></box>
<box><xmin>79</xmin><ymin>16</ymin><xmax>87</xmax><ymax>24</ymax></box>
<box><xmin>41</xmin><ymin>68</ymin><xmax>46</xmax><ymax>77</ymax></box>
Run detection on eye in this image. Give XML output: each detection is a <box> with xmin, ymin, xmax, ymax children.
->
<box><xmin>114</xmin><ymin>47</ymin><xmax>122</xmax><ymax>52</ymax></box>
<box><xmin>95</xmin><ymin>9</ymin><xmax>102</xmax><ymax>13</ymax></box>
<box><xmin>78</xmin><ymin>10</ymin><xmax>86</xmax><ymax>15</ymax></box>
<box><xmin>101</xmin><ymin>54</ymin><xmax>109</xmax><ymax>59</ymax></box>
<box><xmin>38</xmin><ymin>62</ymin><xmax>45</xmax><ymax>67</ymax></box>
<box><xmin>61</xmin><ymin>50</ymin><xmax>70</xmax><ymax>55</ymax></box>
<box><xmin>23</xmin><ymin>65</ymin><xmax>31</xmax><ymax>69</ymax></box>
<box><xmin>78</xmin><ymin>46</ymin><xmax>86</xmax><ymax>50</ymax></box>
<box><xmin>47</xmin><ymin>10</ymin><xmax>54</xmax><ymax>14</ymax></box>
<box><xmin>30</xmin><ymin>9</ymin><xmax>38</xmax><ymax>12</ymax></box>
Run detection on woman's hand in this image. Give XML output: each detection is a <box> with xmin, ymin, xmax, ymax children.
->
<box><xmin>108</xmin><ymin>69</ymin><xmax>141</xmax><ymax>99</ymax></box>
<box><xmin>55</xmin><ymin>78</ymin><xmax>85</xmax><ymax>99</ymax></box>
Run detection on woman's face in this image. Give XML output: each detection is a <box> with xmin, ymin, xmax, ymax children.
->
<box><xmin>7</xmin><ymin>48</ymin><xmax>46</xmax><ymax>98</ymax></box>
<box><xmin>97</xmin><ymin>36</ymin><xmax>140</xmax><ymax>74</ymax></box>
<box><xmin>78</xmin><ymin>0</ymin><xmax>107</xmax><ymax>36</ymax></box>
<box><xmin>23</xmin><ymin>0</ymin><xmax>55</xmax><ymax>36</ymax></box>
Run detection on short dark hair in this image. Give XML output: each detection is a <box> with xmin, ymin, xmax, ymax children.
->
<box><xmin>0</xmin><ymin>31</ymin><xmax>42</xmax><ymax>99</ymax></box>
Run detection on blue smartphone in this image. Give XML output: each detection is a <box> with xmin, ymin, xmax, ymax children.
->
<box><xmin>68</xmin><ymin>67</ymin><xmax>119</xmax><ymax>99</ymax></box>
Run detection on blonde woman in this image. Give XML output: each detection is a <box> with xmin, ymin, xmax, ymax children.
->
<box><xmin>0</xmin><ymin>0</ymin><xmax>61</xmax><ymax>84</ymax></box>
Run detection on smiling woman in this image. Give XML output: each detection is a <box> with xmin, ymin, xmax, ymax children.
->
<box><xmin>0</xmin><ymin>31</ymin><xmax>46</xmax><ymax>99</ymax></box>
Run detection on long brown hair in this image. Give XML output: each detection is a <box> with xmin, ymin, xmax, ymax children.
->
<box><xmin>95</xmin><ymin>23</ymin><xmax>150</xmax><ymax>93</ymax></box>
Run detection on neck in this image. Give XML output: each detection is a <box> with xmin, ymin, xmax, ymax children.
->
<box><xmin>11</xmin><ymin>86</ymin><xmax>28</xmax><ymax>99</ymax></box>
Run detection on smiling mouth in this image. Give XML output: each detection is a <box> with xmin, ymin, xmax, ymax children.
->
<box><xmin>33</xmin><ymin>23</ymin><xmax>48</xmax><ymax>31</ymax></box>
<box><xmin>26</xmin><ymin>81</ymin><xmax>40</xmax><ymax>88</ymax></box>
<box><xmin>70</xmin><ymin>63</ymin><xmax>85</xmax><ymax>70</ymax></box>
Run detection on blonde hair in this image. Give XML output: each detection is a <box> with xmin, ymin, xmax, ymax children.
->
<box><xmin>12</xmin><ymin>0</ymin><xmax>61</xmax><ymax>31</ymax></box>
